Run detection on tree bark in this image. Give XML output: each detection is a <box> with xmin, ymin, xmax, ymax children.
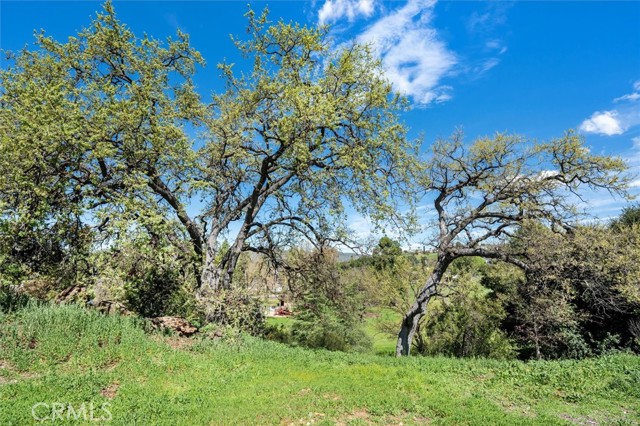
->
<box><xmin>396</xmin><ymin>255</ymin><xmax>452</xmax><ymax>356</ymax></box>
<box><xmin>198</xmin><ymin>229</ymin><xmax>225</xmax><ymax>295</ymax></box>
<box><xmin>198</xmin><ymin>229</ymin><xmax>244</xmax><ymax>295</ymax></box>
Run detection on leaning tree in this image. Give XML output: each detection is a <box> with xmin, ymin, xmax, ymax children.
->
<box><xmin>0</xmin><ymin>3</ymin><xmax>419</xmax><ymax>297</ymax></box>
<box><xmin>396</xmin><ymin>131</ymin><xmax>630</xmax><ymax>356</ymax></box>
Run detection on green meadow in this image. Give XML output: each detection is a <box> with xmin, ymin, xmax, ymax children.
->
<box><xmin>1</xmin><ymin>304</ymin><xmax>638</xmax><ymax>425</ymax></box>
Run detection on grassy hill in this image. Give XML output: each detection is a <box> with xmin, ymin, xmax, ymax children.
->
<box><xmin>1</xmin><ymin>304</ymin><xmax>639</xmax><ymax>425</ymax></box>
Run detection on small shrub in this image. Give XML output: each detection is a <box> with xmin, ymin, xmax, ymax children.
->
<box><xmin>0</xmin><ymin>285</ymin><xmax>30</xmax><ymax>313</ymax></box>
<box><xmin>264</xmin><ymin>323</ymin><xmax>292</xmax><ymax>344</ymax></box>
<box><xmin>291</xmin><ymin>313</ymin><xmax>372</xmax><ymax>352</ymax></box>
<box><xmin>199</xmin><ymin>288</ymin><xmax>265</xmax><ymax>336</ymax></box>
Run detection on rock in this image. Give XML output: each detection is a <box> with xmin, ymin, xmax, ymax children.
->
<box><xmin>150</xmin><ymin>316</ymin><xmax>198</xmax><ymax>337</ymax></box>
<box><xmin>90</xmin><ymin>300</ymin><xmax>132</xmax><ymax>316</ymax></box>
<box><xmin>55</xmin><ymin>285</ymin><xmax>88</xmax><ymax>304</ymax></box>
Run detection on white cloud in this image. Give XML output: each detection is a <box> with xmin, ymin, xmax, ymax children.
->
<box><xmin>579</xmin><ymin>111</ymin><xmax>624</xmax><ymax>136</ymax></box>
<box><xmin>633</xmin><ymin>136</ymin><xmax>640</xmax><ymax>149</ymax></box>
<box><xmin>477</xmin><ymin>58</ymin><xmax>500</xmax><ymax>74</ymax></box>
<box><xmin>614</xmin><ymin>93</ymin><xmax>640</xmax><ymax>103</ymax></box>
<box><xmin>630</xmin><ymin>179</ymin><xmax>640</xmax><ymax>188</ymax></box>
<box><xmin>318</xmin><ymin>0</ymin><xmax>508</xmax><ymax>106</ymax></box>
<box><xmin>485</xmin><ymin>40</ymin><xmax>508</xmax><ymax>55</ymax></box>
<box><xmin>580</xmin><ymin>81</ymin><xmax>640</xmax><ymax>136</ymax></box>
<box><xmin>467</xmin><ymin>12</ymin><xmax>491</xmax><ymax>33</ymax></box>
<box><xmin>614</xmin><ymin>81</ymin><xmax>640</xmax><ymax>103</ymax></box>
<box><xmin>318</xmin><ymin>0</ymin><xmax>376</xmax><ymax>25</ymax></box>
<box><xmin>355</xmin><ymin>0</ymin><xmax>457</xmax><ymax>104</ymax></box>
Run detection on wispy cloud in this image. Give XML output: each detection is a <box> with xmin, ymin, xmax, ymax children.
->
<box><xmin>318</xmin><ymin>0</ymin><xmax>376</xmax><ymax>25</ymax></box>
<box><xmin>466</xmin><ymin>3</ymin><xmax>509</xmax><ymax>34</ymax></box>
<box><xmin>354</xmin><ymin>0</ymin><xmax>457</xmax><ymax>104</ymax></box>
<box><xmin>317</xmin><ymin>0</ymin><xmax>509</xmax><ymax>106</ymax></box>
<box><xmin>318</xmin><ymin>0</ymin><xmax>457</xmax><ymax>105</ymax></box>
<box><xmin>614</xmin><ymin>80</ymin><xmax>640</xmax><ymax>103</ymax></box>
<box><xmin>580</xmin><ymin>81</ymin><xmax>640</xmax><ymax>136</ymax></box>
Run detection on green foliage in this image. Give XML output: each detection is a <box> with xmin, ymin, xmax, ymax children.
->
<box><xmin>0</xmin><ymin>1</ymin><xmax>204</xmax><ymax>300</ymax></box>
<box><xmin>291</xmin><ymin>311</ymin><xmax>372</xmax><ymax>353</ymax></box>
<box><xmin>287</xmin><ymin>248</ymin><xmax>372</xmax><ymax>352</ymax></box>
<box><xmin>502</xmin><ymin>220</ymin><xmax>640</xmax><ymax>359</ymax></box>
<box><xmin>372</xmin><ymin>236</ymin><xmax>403</xmax><ymax>270</ymax></box>
<box><xmin>0</xmin><ymin>303</ymin><xmax>148</xmax><ymax>371</ymax></box>
<box><xmin>397</xmin><ymin>129</ymin><xmax>630</xmax><ymax>355</ymax></box>
<box><xmin>611</xmin><ymin>203</ymin><xmax>640</xmax><ymax>230</ymax></box>
<box><xmin>0</xmin><ymin>285</ymin><xmax>31</xmax><ymax>313</ymax></box>
<box><xmin>1</xmin><ymin>304</ymin><xmax>639</xmax><ymax>425</ymax></box>
<box><xmin>0</xmin><ymin>2</ymin><xmax>419</xmax><ymax>297</ymax></box>
<box><xmin>198</xmin><ymin>288</ymin><xmax>265</xmax><ymax>335</ymax></box>
<box><xmin>0</xmin><ymin>217</ymin><xmax>94</xmax><ymax>295</ymax></box>
<box><xmin>89</xmin><ymin>230</ymin><xmax>199</xmax><ymax>319</ymax></box>
<box><xmin>417</xmin><ymin>274</ymin><xmax>516</xmax><ymax>359</ymax></box>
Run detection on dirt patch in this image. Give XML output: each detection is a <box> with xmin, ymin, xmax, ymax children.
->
<box><xmin>281</xmin><ymin>412</ymin><xmax>326</xmax><ymax>425</ymax></box>
<box><xmin>0</xmin><ymin>375</ymin><xmax>18</xmax><ymax>385</ymax></box>
<box><xmin>0</xmin><ymin>360</ymin><xmax>40</xmax><ymax>384</ymax></box>
<box><xmin>559</xmin><ymin>414</ymin><xmax>599</xmax><ymax>425</ymax></box>
<box><xmin>102</xmin><ymin>359</ymin><xmax>120</xmax><ymax>371</ymax></box>
<box><xmin>100</xmin><ymin>382</ymin><xmax>120</xmax><ymax>399</ymax></box>
<box><xmin>152</xmin><ymin>335</ymin><xmax>196</xmax><ymax>350</ymax></box>
<box><xmin>499</xmin><ymin>399</ymin><xmax>535</xmax><ymax>418</ymax></box>
<box><xmin>335</xmin><ymin>409</ymin><xmax>373</xmax><ymax>426</ymax></box>
<box><xmin>322</xmin><ymin>392</ymin><xmax>343</xmax><ymax>401</ymax></box>
<box><xmin>382</xmin><ymin>411</ymin><xmax>432</xmax><ymax>425</ymax></box>
<box><xmin>165</xmin><ymin>336</ymin><xmax>196</xmax><ymax>350</ymax></box>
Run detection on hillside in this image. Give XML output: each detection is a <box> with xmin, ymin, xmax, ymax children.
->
<box><xmin>1</xmin><ymin>305</ymin><xmax>638</xmax><ymax>425</ymax></box>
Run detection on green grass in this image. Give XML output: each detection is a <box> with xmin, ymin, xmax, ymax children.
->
<box><xmin>363</xmin><ymin>308</ymin><xmax>402</xmax><ymax>355</ymax></box>
<box><xmin>266</xmin><ymin>315</ymin><xmax>295</xmax><ymax>329</ymax></box>
<box><xmin>1</xmin><ymin>304</ymin><xmax>639</xmax><ymax>425</ymax></box>
<box><xmin>267</xmin><ymin>307</ymin><xmax>400</xmax><ymax>355</ymax></box>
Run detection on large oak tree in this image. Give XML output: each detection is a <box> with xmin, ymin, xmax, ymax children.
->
<box><xmin>396</xmin><ymin>131</ymin><xmax>630</xmax><ymax>356</ymax></box>
<box><xmin>0</xmin><ymin>3</ymin><xmax>418</xmax><ymax>296</ymax></box>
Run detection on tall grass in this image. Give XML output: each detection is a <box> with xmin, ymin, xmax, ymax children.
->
<box><xmin>0</xmin><ymin>303</ymin><xmax>149</xmax><ymax>371</ymax></box>
<box><xmin>0</xmin><ymin>304</ymin><xmax>638</xmax><ymax>425</ymax></box>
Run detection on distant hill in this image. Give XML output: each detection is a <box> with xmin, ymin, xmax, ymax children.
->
<box><xmin>337</xmin><ymin>252</ymin><xmax>362</xmax><ymax>262</ymax></box>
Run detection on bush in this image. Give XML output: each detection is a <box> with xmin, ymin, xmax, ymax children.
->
<box><xmin>0</xmin><ymin>285</ymin><xmax>30</xmax><ymax>313</ymax></box>
<box><xmin>416</xmin><ymin>273</ymin><xmax>516</xmax><ymax>359</ymax></box>
<box><xmin>91</xmin><ymin>234</ymin><xmax>200</xmax><ymax>320</ymax></box>
<box><xmin>285</xmin><ymin>248</ymin><xmax>372</xmax><ymax>352</ymax></box>
<box><xmin>199</xmin><ymin>288</ymin><xmax>266</xmax><ymax>336</ymax></box>
<box><xmin>263</xmin><ymin>322</ymin><xmax>292</xmax><ymax>344</ymax></box>
<box><xmin>291</xmin><ymin>313</ymin><xmax>371</xmax><ymax>352</ymax></box>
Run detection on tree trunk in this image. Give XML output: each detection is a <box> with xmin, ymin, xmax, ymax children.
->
<box><xmin>198</xmin><ymin>229</ymin><xmax>227</xmax><ymax>295</ymax></box>
<box><xmin>396</xmin><ymin>255</ymin><xmax>452</xmax><ymax>357</ymax></box>
<box><xmin>198</xmin><ymin>237</ymin><xmax>242</xmax><ymax>296</ymax></box>
<box><xmin>533</xmin><ymin>318</ymin><xmax>542</xmax><ymax>360</ymax></box>
<box><xmin>199</xmin><ymin>263</ymin><xmax>224</xmax><ymax>296</ymax></box>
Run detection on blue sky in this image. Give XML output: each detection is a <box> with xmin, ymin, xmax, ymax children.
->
<box><xmin>2</xmin><ymin>0</ymin><xmax>640</xmax><ymax>244</ymax></box>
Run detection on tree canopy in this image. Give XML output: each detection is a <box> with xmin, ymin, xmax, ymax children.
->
<box><xmin>396</xmin><ymin>131</ymin><xmax>630</xmax><ymax>356</ymax></box>
<box><xmin>0</xmin><ymin>3</ymin><xmax>419</xmax><ymax>297</ymax></box>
